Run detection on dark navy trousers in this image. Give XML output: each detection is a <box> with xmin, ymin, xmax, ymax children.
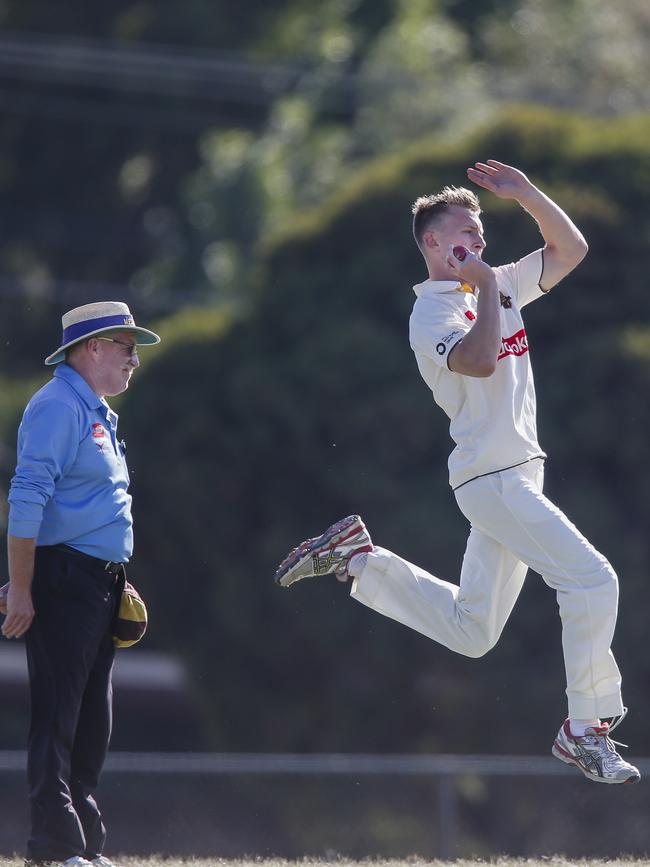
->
<box><xmin>25</xmin><ymin>545</ymin><xmax>121</xmax><ymax>862</ymax></box>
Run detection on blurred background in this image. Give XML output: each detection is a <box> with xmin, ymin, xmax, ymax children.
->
<box><xmin>0</xmin><ymin>0</ymin><xmax>649</xmax><ymax>858</ymax></box>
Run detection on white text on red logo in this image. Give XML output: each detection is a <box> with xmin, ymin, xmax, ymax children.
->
<box><xmin>497</xmin><ymin>328</ymin><xmax>528</xmax><ymax>360</ymax></box>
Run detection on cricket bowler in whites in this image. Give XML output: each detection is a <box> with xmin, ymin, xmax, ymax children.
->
<box><xmin>274</xmin><ymin>159</ymin><xmax>640</xmax><ymax>785</ymax></box>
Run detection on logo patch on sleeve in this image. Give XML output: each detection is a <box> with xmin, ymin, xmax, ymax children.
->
<box><xmin>436</xmin><ymin>329</ymin><xmax>462</xmax><ymax>355</ymax></box>
<box><xmin>465</xmin><ymin>310</ymin><xmax>476</xmax><ymax>321</ymax></box>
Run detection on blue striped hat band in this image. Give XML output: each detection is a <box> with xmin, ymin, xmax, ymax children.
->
<box><xmin>62</xmin><ymin>313</ymin><xmax>135</xmax><ymax>345</ymax></box>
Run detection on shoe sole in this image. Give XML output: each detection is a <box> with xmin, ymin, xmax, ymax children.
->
<box><xmin>275</xmin><ymin>515</ymin><xmax>363</xmax><ymax>587</ymax></box>
<box><xmin>552</xmin><ymin>742</ymin><xmax>640</xmax><ymax>785</ymax></box>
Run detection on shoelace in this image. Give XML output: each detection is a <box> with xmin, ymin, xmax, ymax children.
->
<box><xmin>583</xmin><ymin>706</ymin><xmax>629</xmax><ymax>751</ymax></box>
<box><xmin>604</xmin><ymin>706</ymin><xmax>629</xmax><ymax>749</ymax></box>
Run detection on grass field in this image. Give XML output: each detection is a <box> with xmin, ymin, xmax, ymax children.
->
<box><xmin>3</xmin><ymin>859</ymin><xmax>650</xmax><ymax>867</ymax></box>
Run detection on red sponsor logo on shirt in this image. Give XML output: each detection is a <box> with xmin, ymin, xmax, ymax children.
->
<box><xmin>497</xmin><ymin>327</ymin><xmax>529</xmax><ymax>360</ymax></box>
<box><xmin>465</xmin><ymin>310</ymin><xmax>476</xmax><ymax>321</ymax></box>
<box><xmin>91</xmin><ymin>423</ymin><xmax>106</xmax><ymax>439</ymax></box>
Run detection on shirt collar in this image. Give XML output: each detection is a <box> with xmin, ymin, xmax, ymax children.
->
<box><xmin>413</xmin><ymin>279</ymin><xmax>474</xmax><ymax>298</ymax></box>
<box><xmin>54</xmin><ymin>363</ymin><xmax>106</xmax><ymax>412</ymax></box>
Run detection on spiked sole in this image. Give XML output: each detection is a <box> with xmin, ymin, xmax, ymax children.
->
<box><xmin>275</xmin><ymin>515</ymin><xmax>364</xmax><ymax>587</ymax></box>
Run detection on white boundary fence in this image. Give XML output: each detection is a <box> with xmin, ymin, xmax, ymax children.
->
<box><xmin>2</xmin><ymin>751</ymin><xmax>649</xmax><ymax>856</ymax></box>
<box><xmin>0</xmin><ymin>750</ymin><xmax>591</xmax><ymax>774</ymax></box>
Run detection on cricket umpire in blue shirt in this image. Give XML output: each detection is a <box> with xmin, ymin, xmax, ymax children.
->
<box><xmin>0</xmin><ymin>301</ymin><xmax>159</xmax><ymax>867</ymax></box>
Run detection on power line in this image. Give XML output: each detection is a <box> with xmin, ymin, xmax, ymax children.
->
<box><xmin>0</xmin><ymin>31</ymin><xmax>364</xmax><ymax>107</ymax></box>
<box><xmin>0</xmin><ymin>32</ymin><xmax>373</xmax><ymax>130</ymax></box>
<box><xmin>0</xmin><ymin>31</ymin><xmax>299</xmax><ymax>95</ymax></box>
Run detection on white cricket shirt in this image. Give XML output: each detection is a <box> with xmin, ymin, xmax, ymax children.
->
<box><xmin>409</xmin><ymin>249</ymin><xmax>547</xmax><ymax>489</ymax></box>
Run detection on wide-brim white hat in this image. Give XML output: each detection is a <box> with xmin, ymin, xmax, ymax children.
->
<box><xmin>45</xmin><ymin>301</ymin><xmax>161</xmax><ymax>366</ymax></box>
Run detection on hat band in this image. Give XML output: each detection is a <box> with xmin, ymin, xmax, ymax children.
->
<box><xmin>62</xmin><ymin>314</ymin><xmax>136</xmax><ymax>345</ymax></box>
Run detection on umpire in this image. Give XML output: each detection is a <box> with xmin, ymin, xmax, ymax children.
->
<box><xmin>1</xmin><ymin>302</ymin><xmax>160</xmax><ymax>867</ymax></box>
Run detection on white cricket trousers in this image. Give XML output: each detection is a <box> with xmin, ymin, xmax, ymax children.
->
<box><xmin>350</xmin><ymin>458</ymin><xmax>623</xmax><ymax>720</ymax></box>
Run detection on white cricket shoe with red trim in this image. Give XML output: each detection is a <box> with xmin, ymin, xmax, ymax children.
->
<box><xmin>275</xmin><ymin>515</ymin><xmax>373</xmax><ymax>588</ymax></box>
<box><xmin>552</xmin><ymin>712</ymin><xmax>640</xmax><ymax>784</ymax></box>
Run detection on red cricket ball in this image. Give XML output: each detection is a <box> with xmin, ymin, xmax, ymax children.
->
<box><xmin>452</xmin><ymin>245</ymin><xmax>469</xmax><ymax>261</ymax></box>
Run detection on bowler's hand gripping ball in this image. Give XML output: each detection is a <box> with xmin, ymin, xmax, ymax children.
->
<box><xmin>453</xmin><ymin>245</ymin><xmax>469</xmax><ymax>261</ymax></box>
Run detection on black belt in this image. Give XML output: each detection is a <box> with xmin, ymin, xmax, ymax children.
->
<box><xmin>53</xmin><ymin>544</ymin><xmax>125</xmax><ymax>575</ymax></box>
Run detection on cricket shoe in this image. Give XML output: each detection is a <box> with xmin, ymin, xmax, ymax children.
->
<box><xmin>552</xmin><ymin>712</ymin><xmax>640</xmax><ymax>784</ymax></box>
<box><xmin>275</xmin><ymin>515</ymin><xmax>372</xmax><ymax>588</ymax></box>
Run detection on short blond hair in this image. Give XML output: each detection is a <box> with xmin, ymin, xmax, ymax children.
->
<box><xmin>412</xmin><ymin>186</ymin><xmax>480</xmax><ymax>250</ymax></box>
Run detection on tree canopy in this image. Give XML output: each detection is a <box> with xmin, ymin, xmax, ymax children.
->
<box><xmin>0</xmin><ymin>2</ymin><xmax>649</xmax><ymax>759</ymax></box>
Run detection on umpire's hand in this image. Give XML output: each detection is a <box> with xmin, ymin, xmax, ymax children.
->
<box><xmin>0</xmin><ymin>583</ymin><xmax>35</xmax><ymax>638</ymax></box>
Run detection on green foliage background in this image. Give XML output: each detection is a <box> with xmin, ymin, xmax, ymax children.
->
<box><xmin>0</xmin><ymin>2</ymin><xmax>649</xmax><ymax>760</ymax></box>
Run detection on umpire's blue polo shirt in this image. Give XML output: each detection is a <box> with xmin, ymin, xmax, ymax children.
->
<box><xmin>8</xmin><ymin>363</ymin><xmax>133</xmax><ymax>562</ymax></box>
